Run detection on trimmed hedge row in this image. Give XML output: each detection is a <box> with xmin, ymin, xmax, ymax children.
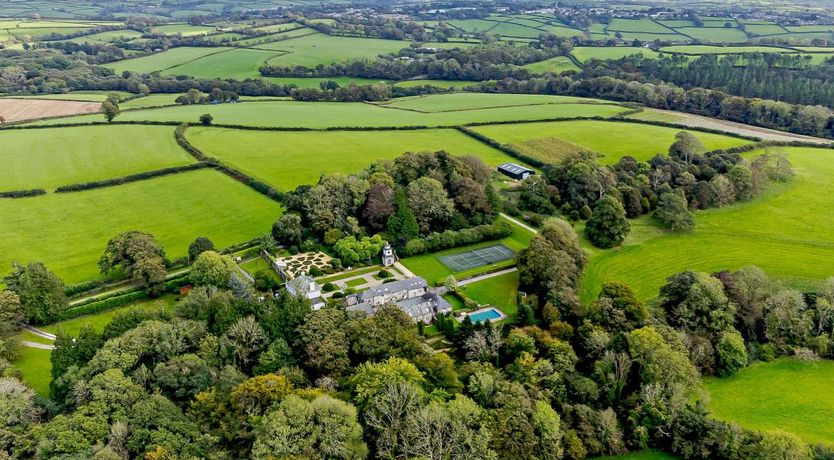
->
<box><xmin>59</xmin><ymin>290</ymin><xmax>148</xmax><ymax>321</ymax></box>
<box><xmin>55</xmin><ymin>163</ymin><xmax>210</xmax><ymax>193</ymax></box>
<box><xmin>401</xmin><ymin>221</ymin><xmax>513</xmax><ymax>257</ymax></box>
<box><xmin>0</xmin><ymin>189</ymin><xmax>46</xmax><ymax>198</ymax></box>
<box><xmin>457</xmin><ymin>126</ymin><xmax>545</xmax><ymax>168</ymax></box>
<box><xmin>176</xmin><ymin>124</ymin><xmax>284</xmax><ymax>202</ymax></box>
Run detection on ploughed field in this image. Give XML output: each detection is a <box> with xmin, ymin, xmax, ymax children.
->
<box><xmin>0</xmin><ymin>98</ymin><xmax>100</xmax><ymax>123</ymax></box>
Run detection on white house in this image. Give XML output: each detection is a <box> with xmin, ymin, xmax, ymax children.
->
<box><xmin>286</xmin><ymin>274</ymin><xmax>326</xmax><ymax>310</ymax></box>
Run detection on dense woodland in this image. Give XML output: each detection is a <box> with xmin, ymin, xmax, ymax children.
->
<box><xmin>4</xmin><ymin>1</ymin><xmax>834</xmax><ymax>458</ymax></box>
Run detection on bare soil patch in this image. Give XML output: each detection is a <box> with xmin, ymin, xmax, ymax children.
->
<box><xmin>0</xmin><ymin>98</ymin><xmax>100</xmax><ymax>123</ymax></box>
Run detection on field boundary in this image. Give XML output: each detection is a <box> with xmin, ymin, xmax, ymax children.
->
<box><xmin>174</xmin><ymin>124</ymin><xmax>284</xmax><ymax>202</ymax></box>
<box><xmin>54</xmin><ymin>162</ymin><xmax>209</xmax><ymax>193</ymax></box>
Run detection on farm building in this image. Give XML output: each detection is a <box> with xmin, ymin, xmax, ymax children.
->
<box><xmin>346</xmin><ymin>276</ymin><xmax>452</xmax><ymax>323</ymax></box>
<box><xmin>498</xmin><ymin>162</ymin><xmax>535</xmax><ymax>180</ymax></box>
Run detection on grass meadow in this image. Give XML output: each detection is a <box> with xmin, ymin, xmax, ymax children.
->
<box><xmin>104</xmin><ymin>47</ymin><xmax>232</xmax><ymax>75</ymax></box>
<box><xmin>380</xmin><ymin>93</ymin><xmax>607</xmax><ymax>112</ymax></box>
<box><xmin>704</xmin><ymin>358</ymin><xmax>834</xmax><ymax>446</ymax></box>
<box><xmin>186</xmin><ymin>127</ymin><xmax>517</xmax><ymax>190</ymax></box>
<box><xmin>471</xmin><ymin>120</ymin><xmax>752</xmax><ymax>164</ymax></box>
<box><xmin>0</xmin><ymin>169</ymin><xmax>282</xmax><ymax>283</ymax></box>
<box><xmin>571</xmin><ymin>46</ymin><xmax>663</xmax><ymax>62</ymax></box>
<box><xmin>161</xmin><ymin>48</ymin><xmax>284</xmax><ymax>80</ymax></box>
<box><xmin>402</xmin><ymin>216</ymin><xmax>534</xmax><ymax>284</ymax></box>
<box><xmin>580</xmin><ymin>147</ymin><xmax>834</xmax><ymax>303</ymax></box>
<box><xmin>520</xmin><ymin>56</ymin><xmax>581</xmax><ymax>74</ymax></box>
<box><xmin>1</xmin><ymin>125</ymin><xmax>194</xmax><ymax>190</ymax></box>
<box><xmin>32</xmin><ymin>98</ymin><xmax>628</xmax><ymax>128</ymax></box>
<box><xmin>255</xmin><ymin>33</ymin><xmax>410</xmax><ymax>67</ymax></box>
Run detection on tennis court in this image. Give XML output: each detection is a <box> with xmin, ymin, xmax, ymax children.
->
<box><xmin>438</xmin><ymin>244</ymin><xmax>516</xmax><ymax>272</ymax></box>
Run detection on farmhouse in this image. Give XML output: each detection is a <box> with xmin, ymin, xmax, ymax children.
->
<box><xmin>498</xmin><ymin>162</ymin><xmax>535</xmax><ymax>180</ymax></box>
<box><xmin>346</xmin><ymin>276</ymin><xmax>452</xmax><ymax>323</ymax></box>
<box><xmin>286</xmin><ymin>274</ymin><xmax>326</xmax><ymax>310</ymax></box>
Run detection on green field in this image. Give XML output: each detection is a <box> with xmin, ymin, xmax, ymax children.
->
<box><xmin>676</xmin><ymin>27</ymin><xmax>749</xmax><ymax>43</ymax></box>
<box><xmin>32</xmin><ymin>98</ymin><xmax>628</xmax><ymax>128</ymax></box>
<box><xmin>607</xmin><ymin>18</ymin><xmax>676</xmax><ymax>34</ymax></box>
<box><xmin>380</xmin><ymin>93</ymin><xmax>607</xmax><ymax>112</ymax></box>
<box><xmin>150</xmin><ymin>24</ymin><xmax>216</xmax><ymax>36</ymax></box>
<box><xmin>259</xmin><ymin>33</ymin><xmax>411</xmax><ymax>67</ymax></box>
<box><xmin>61</xmin><ymin>29</ymin><xmax>142</xmax><ymax>44</ymax></box>
<box><xmin>104</xmin><ymin>47</ymin><xmax>233</xmax><ymax>75</ymax></box>
<box><xmin>393</xmin><ymin>80</ymin><xmax>479</xmax><ymax>89</ymax></box>
<box><xmin>660</xmin><ymin>45</ymin><xmax>795</xmax><ymax>54</ymax></box>
<box><xmin>704</xmin><ymin>358</ymin><xmax>834</xmax><ymax>446</ymax></box>
<box><xmin>521</xmin><ymin>56</ymin><xmax>581</xmax><ymax>74</ymax></box>
<box><xmin>0</xmin><ymin>169</ymin><xmax>282</xmax><ymax>283</ymax></box>
<box><xmin>571</xmin><ymin>46</ymin><xmax>664</xmax><ymax>62</ymax></box>
<box><xmin>187</xmin><ymin>127</ymin><xmax>515</xmax><ymax>190</ymax></box>
<box><xmin>402</xmin><ymin>217</ymin><xmax>534</xmax><ymax>284</ymax></box>
<box><xmin>162</xmin><ymin>48</ymin><xmax>282</xmax><ymax>80</ymax></box>
<box><xmin>464</xmin><ymin>271</ymin><xmax>519</xmax><ymax>318</ymax></box>
<box><xmin>581</xmin><ymin>147</ymin><xmax>834</xmax><ymax>302</ymax></box>
<box><xmin>1</xmin><ymin>125</ymin><xmax>195</xmax><ymax>190</ymax></box>
<box><xmin>471</xmin><ymin>120</ymin><xmax>751</xmax><ymax>164</ymax></box>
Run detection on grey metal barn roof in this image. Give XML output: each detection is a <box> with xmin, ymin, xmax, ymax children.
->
<box><xmin>498</xmin><ymin>163</ymin><xmax>534</xmax><ymax>174</ymax></box>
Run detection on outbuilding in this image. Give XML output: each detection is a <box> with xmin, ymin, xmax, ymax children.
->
<box><xmin>497</xmin><ymin>162</ymin><xmax>535</xmax><ymax>180</ymax></box>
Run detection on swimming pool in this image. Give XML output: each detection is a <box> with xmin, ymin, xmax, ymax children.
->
<box><xmin>467</xmin><ymin>307</ymin><xmax>504</xmax><ymax>323</ymax></box>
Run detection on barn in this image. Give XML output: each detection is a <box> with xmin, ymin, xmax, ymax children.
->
<box><xmin>497</xmin><ymin>162</ymin><xmax>535</xmax><ymax>180</ymax></box>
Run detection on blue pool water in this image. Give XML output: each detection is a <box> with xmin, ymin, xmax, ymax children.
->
<box><xmin>468</xmin><ymin>308</ymin><xmax>502</xmax><ymax>323</ymax></box>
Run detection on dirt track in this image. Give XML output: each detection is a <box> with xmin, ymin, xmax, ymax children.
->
<box><xmin>629</xmin><ymin>108</ymin><xmax>833</xmax><ymax>145</ymax></box>
<box><xmin>0</xmin><ymin>98</ymin><xmax>101</xmax><ymax>123</ymax></box>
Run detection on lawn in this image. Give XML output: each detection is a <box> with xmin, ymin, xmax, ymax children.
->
<box><xmin>0</xmin><ymin>125</ymin><xmax>195</xmax><ymax>190</ymax></box>
<box><xmin>0</xmin><ymin>169</ymin><xmax>282</xmax><ymax>283</ymax></box>
<box><xmin>704</xmin><ymin>358</ymin><xmax>834</xmax><ymax>446</ymax></box>
<box><xmin>581</xmin><ymin>147</ymin><xmax>834</xmax><ymax>303</ymax></box>
<box><xmin>4</xmin><ymin>91</ymin><xmax>126</xmax><ymax>102</ymax></box>
<box><xmin>259</xmin><ymin>33</ymin><xmax>411</xmax><ymax>67</ymax></box>
<box><xmin>471</xmin><ymin>120</ymin><xmax>751</xmax><ymax>164</ymax></box>
<box><xmin>104</xmin><ymin>47</ymin><xmax>233</xmax><ymax>75</ymax></box>
<box><xmin>521</xmin><ymin>56</ymin><xmax>581</xmax><ymax>74</ymax></box>
<box><xmin>401</xmin><ymin>216</ymin><xmax>534</xmax><ymax>284</ymax></box>
<box><xmin>186</xmin><ymin>127</ymin><xmax>518</xmax><ymax>190</ymax></box>
<box><xmin>43</xmin><ymin>295</ymin><xmax>177</xmax><ymax>336</ymax></box>
<box><xmin>464</xmin><ymin>271</ymin><xmax>519</xmax><ymax>318</ymax></box>
<box><xmin>571</xmin><ymin>46</ymin><xmax>664</xmax><ymax>62</ymax></box>
<box><xmin>12</xmin><ymin>347</ymin><xmax>51</xmax><ymax>397</ymax></box>
<box><xmin>37</xmin><ymin>98</ymin><xmax>628</xmax><ymax>128</ymax></box>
